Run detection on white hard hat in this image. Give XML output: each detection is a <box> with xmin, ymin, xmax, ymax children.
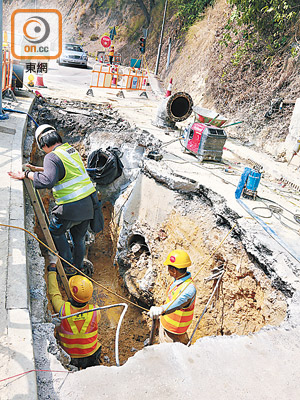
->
<box><xmin>35</xmin><ymin>124</ymin><xmax>56</xmax><ymax>149</ymax></box>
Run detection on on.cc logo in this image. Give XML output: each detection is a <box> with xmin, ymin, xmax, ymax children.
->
<box><xmin>23</xmin><ymin>16</ymin><xmax>50</xmax><ymax>44</ymax></box>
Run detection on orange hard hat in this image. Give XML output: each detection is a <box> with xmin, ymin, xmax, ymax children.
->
<box><xmin>69</xmin><ymin>275</ymin><xmax>93</xmax><ymax>303</ymax></box>
<box><xmin>163</xmin><ymin>250</ymin><xmax>191</xmax><ymax>269</ymax></box>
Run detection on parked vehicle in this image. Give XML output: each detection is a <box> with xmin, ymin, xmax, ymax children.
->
<box><xmin>57</xmin><ymin>43</ymin><xmax>88</xmax><ymax>68</ymax></box>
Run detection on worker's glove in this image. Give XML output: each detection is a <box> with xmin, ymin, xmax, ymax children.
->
<box><xmin>148</xmin><ymin>306</ymin><xmax>164</xmax><ymax>319</ymax></box>
<box><xmin>48</xmin><ymin>251</ymin><xmax>58</xmax><ymax>265</ymax></box>
<box><xmin>47</xmin><ymin>264</ymin><xmax>57</xmax><ymax>272</ymax></box>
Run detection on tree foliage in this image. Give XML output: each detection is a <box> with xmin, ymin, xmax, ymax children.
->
<box><xmin>227</xmin><ymin>0</ymin><xmax>300</xmax><ymax>50</ymax></box>
<box><xmin>169</xmin><ymin>0</ymin><xmax>214</xmax><ymax>29</ymax></box>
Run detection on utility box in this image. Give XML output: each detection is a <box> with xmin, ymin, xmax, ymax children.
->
<box><xmin>184</xmin><ymin>122</ymin><xmax>227</xmax><ymax>162</ymax></box>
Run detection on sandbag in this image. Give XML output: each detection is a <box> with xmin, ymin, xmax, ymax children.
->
<box><xmin>87</xmin><ymin>147</ymin><xmax>123</xmax><ymax>185</ymax></box>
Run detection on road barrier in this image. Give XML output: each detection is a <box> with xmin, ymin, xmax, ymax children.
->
<box><xmin>90</xmin><ymin>63</ymin><xmax>148</xmax><ymax>92</ymax></box>
<box><xmin>96</xmin><ymin>52</ymin><xmax>122</xmax><ymax>65</ymax></box>
<box><xmin>2</xmin><ymin>49</ymin><xmax>12</xmax><ymax>92</ymax></box>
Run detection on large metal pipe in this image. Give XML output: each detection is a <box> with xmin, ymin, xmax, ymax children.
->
<box><xmin>153</xmin><ymin>91</ymin><xmax>193</xmax><ymax>129</ymax></box>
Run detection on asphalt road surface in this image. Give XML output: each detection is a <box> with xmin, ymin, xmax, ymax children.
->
<box><xmin>37</xmin><ymin>58</ymin><xmax>95</xmax><ymax>93</ymax></box>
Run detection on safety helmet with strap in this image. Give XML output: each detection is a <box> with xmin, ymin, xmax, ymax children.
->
<box><xmin>163</xmin><ymin>249</ymin><xmax>191</xmax><ymax>269</ymax></box>
<box><xmin>35</xmin><ymin>124</ymin><xmax>56</xmax><ymax>149</ymax></box>
<box><xmin>69</xmin><ymin>275</ymin><xmax>93</xmax><ymax>303</ymax></box>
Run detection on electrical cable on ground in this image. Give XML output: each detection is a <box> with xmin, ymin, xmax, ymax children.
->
<box><xmin>0</xmin><ymin>369</ymin><xmax>70</xmax><ymax>384</ymax></box>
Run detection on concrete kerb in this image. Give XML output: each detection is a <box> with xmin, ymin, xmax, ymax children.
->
<box><xmin>0</xmin><ymin>93</ymin><xmax>38</xmax><ymax>399</ymax></box>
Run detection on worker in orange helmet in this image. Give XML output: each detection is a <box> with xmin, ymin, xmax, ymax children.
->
<box><xmin>47</xmin><ymin>254</ymin><xmax>101</xmax><ymax>369</ymax></box>
<box><xmin>149</xmin><ymin>250</ymin><xmax>197</xmax><ymax>345</ymax></box>
<box><xmin>108</xmin><ymin>45</ymin><xmax>114</xmax><ymax>65</ymax></box>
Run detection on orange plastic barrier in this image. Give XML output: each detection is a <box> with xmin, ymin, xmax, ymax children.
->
<box><xmin>2</xmin><ymin>49</ymin><xmax>12</xmax><ymax>92</ymax></box>
<box><xmin>90</xmin><ymin>63</ymin><xmax>148</xmax><ymax>92</ymax></box>
<box><xmin>96</xmin><ymin>52</ymin><xmax>122</xmax><ymax>65</ymax></box>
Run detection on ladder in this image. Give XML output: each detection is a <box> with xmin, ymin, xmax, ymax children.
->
<box><xmin>23</xmin><ymin>178</ymin><xmax>71</xmax><ymax>298</ymax></box>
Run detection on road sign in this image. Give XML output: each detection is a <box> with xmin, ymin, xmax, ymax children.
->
<box><xmin>101</xmin><ymin>35</ymin><xmax>111</xmax><ymax>48</ymax></box>
<box><xmin>110</xmin><ymin>26</ymin><xmax>117</xmax><ymax>40</ymax></box>
<box><xmin>142</xmin><ymin>28</ymin><xmax>148</xmax><ymax>38</ymax></box>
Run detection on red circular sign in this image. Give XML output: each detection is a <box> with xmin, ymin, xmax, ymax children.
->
<box><xmin>101</xmin><ymin>35</ymin><xmax>112</xmax><ymax>48</ymax></box>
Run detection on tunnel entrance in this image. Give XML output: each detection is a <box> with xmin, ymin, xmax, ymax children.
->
<box><xmin>24</xmin><ymin>97</ymin><xmax>288</xmax><ymax>382</ymax></box>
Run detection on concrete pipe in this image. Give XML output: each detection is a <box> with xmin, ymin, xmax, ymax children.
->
<box><xmin>153</xmin><ymin>92</ymin><xmax>193</xmax><ymax>129</ymax></box>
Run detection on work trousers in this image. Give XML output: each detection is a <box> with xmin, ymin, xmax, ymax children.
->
<box><xmin>49</xmin><ymin>215</ymin><xmax>90</xmax><ymax>273</ymax></box>
<box><xmin>159</xmin><ymin>322</ymin><xmax>189</xmax><ymax>345</ymax></box>
<box><xmin>70</xmin><ymin>346</ymin><xmax>102</xmax><ymax>370</ymax></box>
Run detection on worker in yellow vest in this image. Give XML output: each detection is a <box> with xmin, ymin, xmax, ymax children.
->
<box><xmin>149</xmin><ymin>250</ymin><xmax>196</xmax><ymax>345</ymax></box>
<box><xmin>47</xmin><ymin>255</ymin><xmax>101</xmax><ymax>369</ymax></box>
<box><xmin>8</xmin><ymin>124</ymin><xmax>99</xmax><ymax>276</ymax></box>
<box><xmin>108</xmin><ymin>45</ymin><xmax>114</xmax><ymax>65</ymax></box>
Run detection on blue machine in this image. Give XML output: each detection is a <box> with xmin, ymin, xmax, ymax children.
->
<box><xmin>235</xmin><ymin>167</ymin><xmax>262</xmax><ymax>200</ymax></box>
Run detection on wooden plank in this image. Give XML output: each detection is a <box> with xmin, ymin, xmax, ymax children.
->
<box><xmin>23</xmin><ymin>179</ymin><xmax>71</xmax><ymax>298</ymax></box>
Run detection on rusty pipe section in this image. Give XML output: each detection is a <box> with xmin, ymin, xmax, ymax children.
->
<box><xmin>153</xmin><ymin>92</ymin><xmax>193</xmax><ymax>129</ymax></box>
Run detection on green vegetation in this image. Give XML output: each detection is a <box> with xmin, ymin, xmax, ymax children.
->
<box><xmin>169</xmin><ymin>0</ymin><xmax>215</xmax><ymax>29</ymax></box>
<box><xmin>223</xmin><ymin>0</ymin><xmax>300</xmax><ymax>62</ymax></box>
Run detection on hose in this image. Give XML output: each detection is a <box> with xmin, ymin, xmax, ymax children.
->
<box><xmin>2</xmin><ymin>107</ymin><xmax>39</xmax><ymax>127</ymax></box>
<box><xmin>52</xmin><ymin>303</ymin><xmax>128</xmax><ymax>367</ymax></box>
<box><xmin>236</xmin><ymin>198</ymin><xmax>300</xmax><ymax>263</ymax></box>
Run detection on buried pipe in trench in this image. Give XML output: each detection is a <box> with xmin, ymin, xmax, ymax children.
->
<box><xmin>52</xmin><ymin>303</ymin><xmax>128</xmax><ymax>367</ymax></box>
<box><xmin>153</xmin><ymin>91</ymin><xmax>193</xmax><ymax>129</ymax></box>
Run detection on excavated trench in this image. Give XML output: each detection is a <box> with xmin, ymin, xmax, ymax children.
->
<box><xmin>24</xmin><ymin>97</ymin><xmax>289</xmax><ymax>396</ymax></box>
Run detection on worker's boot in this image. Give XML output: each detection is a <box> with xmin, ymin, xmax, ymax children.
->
<box><xmin>79</xmin><ymin>259</ymin><xmax>94</xmax><ymax>277</ymax></box>
<box><xmin>64</xmin><ymin>265</ymin><xmax>77</xmax><ymax>277</ymax></box>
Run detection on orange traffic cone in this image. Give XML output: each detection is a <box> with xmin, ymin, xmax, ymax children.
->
<box><xmin>35</xmin><ymin>73</ymin><xmax>46</xmax><ymax>88</ymax></box>
<box><xmin>165</xmin><ymin>78</ymin><xmax>172</xmax><ymax>97</ymax></box>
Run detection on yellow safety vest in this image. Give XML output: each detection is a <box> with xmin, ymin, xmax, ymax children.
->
<box><xmin>58</xmin><ymin>302</ymin><xmax>99</xmax><ymax>358</ymax></box>
<box><xmin>160</xmin><ymin>278</ymin><xmax>195</xmax><ymax>334</ymax></box>
<box><xmin>109</xmin><ymin>48</ymin><xmax>114</xmax><ymax>57</ymax></box>
<box><xmin>52</xmin><ymin>143</ymin><xmax>95</xmax><ymax>205</ymax></box>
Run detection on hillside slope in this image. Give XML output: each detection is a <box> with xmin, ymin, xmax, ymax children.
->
<box><xmin>159</xmin><ymin>0</ymin><xmax>300</xmax><ymax>159</ymax></box>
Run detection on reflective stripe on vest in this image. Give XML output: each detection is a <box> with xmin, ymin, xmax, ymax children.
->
<box><xmin>58</xmin><ymin>302</ymin><xmax>98</xmax><ymax>357</ymax></box>
<box><xmin>160</xmin><ymin>278</ymin><xmax>195</xmax><ymax>335</ymax></box>
<box><xmin>52</xmin><ymin>143</ymin><xmax>95</xmax><ymax>205</ymax></box>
